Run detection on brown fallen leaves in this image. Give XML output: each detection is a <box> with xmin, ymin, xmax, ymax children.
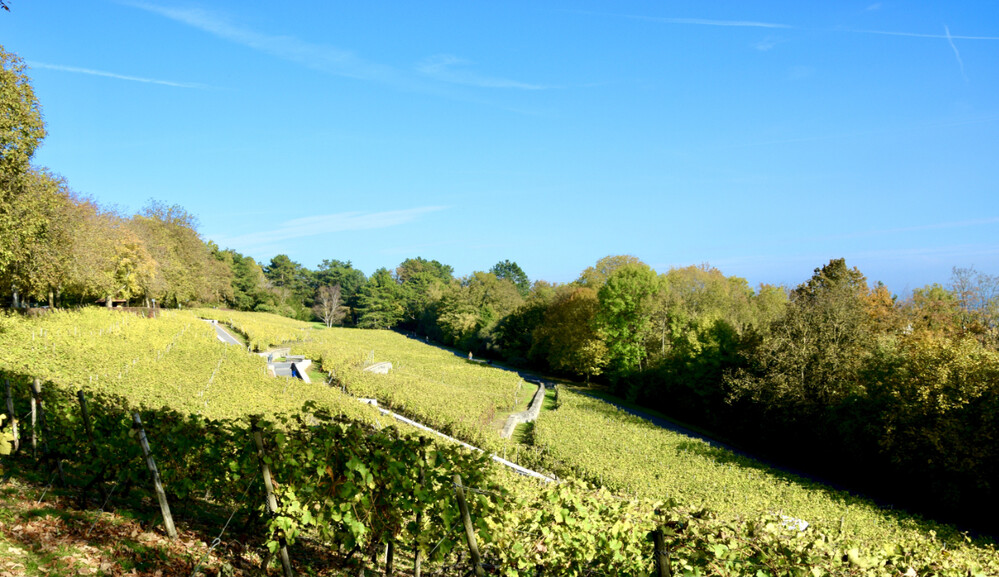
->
<box><xmin>0</xmin><ymin>478</ymin><xmax>260</xmax><ymax>577</ymax></box>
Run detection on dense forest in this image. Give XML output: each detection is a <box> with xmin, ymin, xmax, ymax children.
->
<box><xmin>3</xmin><ymin>44</ymin><xmax>998</xmax><ymax>532</ymax></box>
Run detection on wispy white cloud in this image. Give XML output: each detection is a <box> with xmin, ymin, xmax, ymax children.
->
<box><xmin>944</xmin><ymin>25</ymin><xmax>969</xmax><ymax>81</ymax></box>
<box><xmin>126</xmin><ymin>1</ymin><xmax>405</xmax><ymax>86</ymax></box>
<box><xmin>27</xmin><ymin>61</ymin><xmax>205</xmax><ymax>88</ymax></box>
<box><xmin>866</xmin><ymin>3</ymin><xmax>882</xmax><ymax>11</ymax></box>
<box><xmin>416</xmin><ymin>55</ymin><xmax>545</xmax><ymax>90</ymax></box>
<box><xmin>217</xmin><ymin>206</ymin><xmax>448</xmax><ymax>249</ymax></box>
<box><xmin>127</xmin><ymin>1</ymin><xmax>543</xmax><ymax>97</ymax></box>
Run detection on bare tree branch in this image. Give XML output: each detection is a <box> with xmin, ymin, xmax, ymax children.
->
<box><xmin>313</xmin><ymin>284</ymin><xmax>345</xmax><ymax>328</ymax></box>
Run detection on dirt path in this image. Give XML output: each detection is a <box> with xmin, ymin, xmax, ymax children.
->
<box><xmin>203</xmin><ymin>319</ymin><xmax>242</xmax><ymax>345</ymax></box>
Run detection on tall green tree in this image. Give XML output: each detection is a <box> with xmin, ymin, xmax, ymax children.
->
<box><xmin>436</xmin><ymin>271</ymin><xmax>523</xmax><ymax>352</ymax></box>
<box><xmin>219</xmin><ymin>250</ymin><xmax>275</xmax><ymax>311</ymax></box>
<box><xmin>532</xmin><ymin>286</ymin><xmax>608</xmax><ymax>380</ymax></box>
<box><xmin>649</xmin><ymin>265</ymin><xmax>754</xmax><ymax>361</ymax></box>
<box><xmin>727</xmin><ymin>258</ymin><xmax>878</xmax><ymax>423</ymax></box>
<box><xmin>395</xmin><ymin>257</ymin><xmax>453</xmax><ymax>284</ymax></box>
<box><xmin>316</xmin><ymin>259</ymin><xmax>366</xmax><ymax>302</ymax></box>
<box><xmin>131</xmin><ymin>201</ymin><xmax>231</xmax><ymax>308</ymax></box>
<box><xmin>315</xmin><ymin>259</ymin><xmax>366</xmax><ymax>324</ymax></box>
<box><xmin>595</xmin><ymin>261</ymin><xmax>660</xmax><ymax>378</ymax></box>
<box><xmin>263</xmin><ymin>254</ymin><xmax>315</xmax><ymax>319</ymax></box>
<box><xmin>1</xmin><ymin>47</ymin><xmax>48</xmax><ymax>287</ymax></box>
<box><xmin>576</xmin><ymin>254</ymin><xmax>644</xmax><ymax>289</ymax></box>
<box><xmin>394</xmin><ymin>257</ymin><xmax>454</xmax><ymax>331</ymax></box>
<box><xmin>0</xmin><ymin>46</ymin><xmax>44</xmax><ymax>179</ymax></box>
<box><xmin>495</xmin><ymin>280</ymin><xmax>558</xmax><ymax>364</ymax></box>
<box><xmin>356</xmin><ymin>268</ymin><xmax>405</xmax><ymax>329</ymax></box>
<box><xmin>490</xmin><ymin>260</ymin><xmax>530</xmax><ymax>296</ymax></box>
<box><xmin>628</xmin><ymin>265</ymin><xmax>759</xmax><ymax>417</ymax></box>
<box><xmin>4</xmin><ymin>170</ymin><xmax>77</xmax><ymax>307</ymax></box>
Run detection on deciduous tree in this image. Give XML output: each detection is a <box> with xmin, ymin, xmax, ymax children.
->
<box><xmin>70</xmin><ymin>205</ymin><xmax>156</xmax><ymax>306</ymax></box>
<box><xmin>0</xmin><ymin>47</ymin><xmax>47</xmax><ymax>286</ymax></box>
<box><xmin>5</xmin><ymin>170</ymin><xmax>77</xmax><ymax>307</ymax></box>
<box><xmin>595</xmin><ymin>261</ymin><xmax>659</xmax><ymax>377</ymax></box>
<box><xmin>313</xmin><ymin>284</ymin><xmax>346</xmax><ymax>327</ymax></box>
<box><xmin>533</xmin><ymin>286</ymin><xmax>607</xmax><ymax>380</ymax></box>
<box><xmin>0</xmin><ymin>46</ymin><xmax>44</xmax><ymax>178</ymax></box>
<box><xmin>727</xmin><ymin>258</ymin><xmax>876</xmax><ymax>422</ymax></box>
<box><xmin>576</xmin><ymin>254</ymin><xmax>643</xmax><ymax>289</ymax></box>
<box><xmin>436</xmin><ymin>271</ymin><xmax>523</xmax><ymax>352</ymax></box>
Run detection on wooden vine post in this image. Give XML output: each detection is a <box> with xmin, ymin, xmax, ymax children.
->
<box><xmin>30</xmin><ymin>383</ymin><xmax>37</xmax><ymax>459</ymax></box>
<box><xmin>650</xmin><ymin>510</ymin><xmax>672</xmax><ymax>577</ymax></box>
<box><xmin>251</xmin><ymin>419</ymin><xmax>293</xmax><ymax>577</ymax></box>
<box><xmin>413</xmin><ymin>438</ymin><xmax>427</xmax><ymax>577</ymax></box>
<box><xmin>76</xmin><ymin>391</ymin><xmax>97</xmax><ymax>455</ymax></box>
<box><xmin>30</xmin><ymin>378</ymin><xmax>65</xmax><ymax>486</ymax></box>
<box><xmin>76</xmin><ymin>391</ymin><xmax>108</xmax><ymax>503</ymax></box>
<box><xmin>453</xmin><ymin>474</ymin><xmax>485</xmax><ymax>577</ymax></box>
<box><xmin>4</xmin><ymin>376</ymin><xmax>18</xmax><ymax>453</ymax></box>
<box><xmin>384</xmin><ymin>541</ymin><xmax>394</xmax><ymax>576</ymax></box>
<box><xmin>131</xmin><ymin>412</ymin><xmax>178</xmax><ymax>539</ymax></box>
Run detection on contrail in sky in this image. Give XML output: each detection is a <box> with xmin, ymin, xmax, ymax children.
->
<box><xmin>637</xmin><ymin>16</ymin><xmax>790</xmax><ymax>29</ymax></box>
<box><xmin>845</xmin><ymin>28</ymin><xmax>999</xmax><ymax>40</ymax></box>
<box><xmin>27</xmin><ymin>61</ymin><xmax>205</xmax><ymax>88</ymax></box>
<box><xmin>944</xmin><ymin>25</ymin><xmax>969</xmax><ymax>82</ymax></box>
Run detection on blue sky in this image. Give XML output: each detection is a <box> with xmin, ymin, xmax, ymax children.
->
<box><xmin>4</xmin><ymin>1</ymin><xmax>998</xmax><ymax>294</ymax></box>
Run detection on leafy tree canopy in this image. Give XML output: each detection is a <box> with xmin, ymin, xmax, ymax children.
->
<box><xmin>577</xmin><ymin>254</ymin><xmax>644</xmax><ymax>289</ymax></box>
<box><xmin>316</xmin><ymin>259</ymin><xmax>366</xmax><ymax>301</ymax></box>
<box><xmin>0</xmin><ymin>45</ymin><xmax>45</xmax><ymax>178</ymax></box>
<box><xmin>490</xmin><ymin>259</ymin><xmax>530</xmax><ymax>296</ymax></box>
<box><xmin>356</xmin><ymin>268</ymin><xmax>405</xmax><ymax>329</ymax></box>
<box><xmin>596</xmin><ymin>262</ymin><xmax>660</xmax><ymax>376</ymax></box>
<box><xmin>395</xmin><ymin>257</ymin><xmax>454</xmax><ymax>284</ymax></box>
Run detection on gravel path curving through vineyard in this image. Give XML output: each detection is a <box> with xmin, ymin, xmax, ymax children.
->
<box><xmin>202</xmin><ymin>325</ymin><xmax>557</xmax><ymax>483</ymax></box>
<box><xmin>203</xmin><ymin>319</ymin><xmax>242</xmax><ymax>345</ymax></box>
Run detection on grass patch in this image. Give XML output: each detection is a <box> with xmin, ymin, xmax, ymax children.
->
<box><xmin>510</xmin><ymin>421</ymin><xmax>534</xmax><ymax>445</ymax></box>
<box><xmin>307</xmin><ymin>366</ymin><xmax>328</xmax><ymax>385</ymax></box>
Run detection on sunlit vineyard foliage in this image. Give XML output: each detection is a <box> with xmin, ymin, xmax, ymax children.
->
<box><xmin>192</xmin><ymin>309</ymin><xmax>533</xmax><ymax>452</ymax></box>
<box><xmin>183</xmin><ymin>310</ymin><xmax>999</xmax><ymax>574</ymax></box>
<box><xmin>0</xmin><ymin>308</ymin><xmax>373</xmax><ymax>422</ymax></box>
<box><xmin>191</xmin><ymin>307</ymin><xmax>315</xmax><ymax>351</ymax></box>
<box><xmin>297</xmin><ymin>329</ymin><xmax>531</xmax><ymax>453</ymax></box>
<box><xmin>2</xmin><ymin>308</ymin><xmax>997</xmax><ymax>574</ymax></box>
<box><xmin>533</xmin><ymin>389</ymin><xmax>998</xmax><ymax>569</ymax></box>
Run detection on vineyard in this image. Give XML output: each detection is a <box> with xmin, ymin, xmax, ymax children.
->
<box><xmin>1</xmin><ymin>308</ymin><xmax>997</xmax><ymax>575</ymax></box>
<box><xmin>193</xmin><ymin>308</ymin><xmax>535</xmax><ymax>453</ymax></box>
<box><xmin>0</xmin><ymin>308</ymin><xmax>375</xmax><ymax>423</ymax></box>
<box><xmin>533</xmin><ymin>390</ymin><xmax>994</xmax><ymax>548</ymax></box>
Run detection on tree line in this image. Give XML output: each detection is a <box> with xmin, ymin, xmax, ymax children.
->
<box><xmin>4</xmin><ymin>45</ymin><xmax>998</xmax><ymax>531</ymax></box>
